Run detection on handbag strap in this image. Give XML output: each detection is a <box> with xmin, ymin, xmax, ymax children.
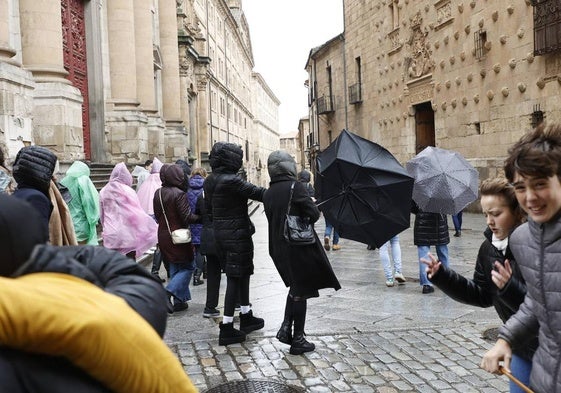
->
<box><xmin>158</xmin><ymin>188</ymin><xmax>173</xmax><ymax>237</ymax></box>
<box><xmin>286</xmin><ymin>182</ymin><xmax>295</xmax><ymax>214</ymax></box>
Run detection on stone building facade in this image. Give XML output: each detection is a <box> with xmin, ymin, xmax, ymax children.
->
<box><xmin>306</xmin><ymin>0</ymin><xmax>561</xmax><ymax>187</ymax></box>
<box><xmin>1</xmin><ymin>0</ymin><xmax>279</xmax><ymax>185</ymax></box>
<box><xmin>251</xmin><ymin>72</ymin><xmax>280</xmax><ymax>187</ymax></box>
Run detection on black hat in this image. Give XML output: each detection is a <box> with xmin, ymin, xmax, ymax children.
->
<box><xmin>13</xmin><ymin>146</ymin><xmax>57</xmax><ymax>195</ymax></box>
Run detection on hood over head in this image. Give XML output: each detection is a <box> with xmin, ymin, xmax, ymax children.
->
<box><xmin>209</xmin><ymin>142</ymin><xmax>243</xmax><ymax>173</ymax></box>
<box><xmin>175</xmin><ymin>159</ymin><xmax>191</xmax><ymax>180</ymax></box>
<box><xmin>0</xmin><ymin>194</ymin><xmax>49</xmax><ymax>276</ymax></box>
<box><xmin>297</xmin><ymin>169</ymin><xmax>311</xmax><ymax>183</ymax></box>
<box><xmin>65</xmin><ymin>160</ymin><xmax>90</xmax><ymax>178</ymax></box>
<box><xmin>150</xmin><ymin>157</ymin><xmax>164</xmax><ymax>174</ymax></box>
<box><xmin>13</xmin><ymin>145</ymin><xmax>57</xmax><ymax>195</ymax></box>
<box><xmin>160</xmin><ymin>164</ymin><xmax>185</xmax><ymax>189</ymax></box>
<box><xmin>110</xmin><ymin>162</ymin><xmax>133</xmax><ymax>187</ymax></box>
<box><xmin>267</xmin><ymin>150</ymin><xmax>297</xmax><ymax>181</ymax></box>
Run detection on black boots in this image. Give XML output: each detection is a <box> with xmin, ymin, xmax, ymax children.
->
<box><xmin>193</xmin><ymin>269</ymin><xmax>204</xmax><ymax>286</ymax></box>
<box><xmin>289</xmin><ymin>333</ymin><xmax>315</xmax><ymax>355</ymax></box>
<box><xmin>219</xmin><ymin>322</ymin><xmax>246</xmax><ymax>346</ymax></box>
<box><xmin>276</xmin><ymin>320</ymin><xmax>293</xmax><ymax>345</ymax></box>
<box><xmin>239</xmin><ymin>310</ymin><xmax>264</xmax><ymax>333</ymax></box>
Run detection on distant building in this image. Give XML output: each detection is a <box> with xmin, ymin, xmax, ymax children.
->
<box><xmin>251</xmin><ymin>72</ymin><xmax>280</xmax><ymax>186</ymax></box>
<box><xmin>306</xmin><ymin>0</ymin><xmax>561</xmax><ymax>191</ymax></box>
<box><xmin>280</xmin><ymin>130</ymin><xmax>301</xmax><ymax>170</ymax></box>
<box><xmin>0</xmin><ymin>0</ymin><xmax>280</xmax><ymax>184</ymax></box>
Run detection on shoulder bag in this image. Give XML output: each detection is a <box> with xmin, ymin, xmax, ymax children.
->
<box><xmin>159</xmin><ymin>189</ymin><xmax>191</xmax><ymax>244</ymax></box>
<box><xmin>283</xmin><ymin>182</ymin><xmax>315</xmax><ymax>246</ymax></box>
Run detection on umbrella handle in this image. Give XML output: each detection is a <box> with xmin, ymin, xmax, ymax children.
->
<box><xmin>498</xmin><ymin>366</ymin><xmax>534</xmax><ymax>393</ymax></box>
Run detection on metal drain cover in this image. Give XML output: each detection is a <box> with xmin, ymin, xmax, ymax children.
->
<box><xmin>482</xmin><ymin>327</ymin><xmax>499</xmax><ymax>343</ymax></box>
<box><xmin>203</xmin><ymin>379</ymin><xmax>304</xmax><ymax>393</ymax></box>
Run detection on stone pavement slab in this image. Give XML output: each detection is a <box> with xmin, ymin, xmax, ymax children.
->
<box><xmin>164</xmin><ymin>205</ymin><xmax>510</xmax><ymax>392</ymax></box>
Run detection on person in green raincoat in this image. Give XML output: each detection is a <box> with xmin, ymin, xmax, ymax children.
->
<box><xmin>59</xmin><ymin>161</ymin><xmax>100</xmax><ymax>245</ymax></box>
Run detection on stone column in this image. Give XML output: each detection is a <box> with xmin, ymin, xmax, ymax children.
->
<box><xmin>18</xmin><ymin>0</ymin><xmax>83</xmax><ymax>161</ymax></box>
<box><xmin>107</xmin><ymin>0</ymin><xmax>138</xmax><ymax>108</ymax></box>
<box><xmin>0</xmin><ymin>0</ymin><xmax>16</xmax><ymax>61</ymax></box>
<box><xmin>196</xmin><ymin>74</ymin><xmax>210</xmax><ymax>157</ymax></box>
<box><xmin>134</xmin><ymin>0</ymin><xmax>156</xmax><ymax>113</ymax></box>
<box><xmin>19</xmin><ymin>0</ymin><xmax>69</xmax><ymax>83</ymax></box>
<box><xmin>158</xmin><ymin>0</ymin><xmax>182</xmax><ymax>124</ymax></box>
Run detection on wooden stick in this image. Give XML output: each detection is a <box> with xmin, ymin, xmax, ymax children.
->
<box><xmin>499</xmin><ymin>366</ymin><xmax>534</xmax><ymax>393</ymax></box>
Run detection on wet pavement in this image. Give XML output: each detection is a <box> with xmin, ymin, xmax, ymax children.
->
<box><xmin>162</xmin><ymin>205</ymin><xmax>509</xmax><ymax>392</ymax></box>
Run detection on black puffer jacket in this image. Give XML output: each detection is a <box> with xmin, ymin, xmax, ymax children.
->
<box><xmin>412</xmin><ymin>203</ymin><xmax>449</xmax><ymax>245</ymax></box>
<box><xmin>204</xmin><ymin>142</ymin><xmax>265</xmax><ymax>277</ymax></box>
<box><xmin>429</xmin><ymin>227</ymin><xmax>536</xmax><ymax>361</ymax></box>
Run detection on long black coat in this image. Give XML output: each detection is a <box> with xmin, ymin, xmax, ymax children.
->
<box><xmin>263</xmin><ymin>178</ymin><xmax>341</xmax><ymax>296</ymax></box>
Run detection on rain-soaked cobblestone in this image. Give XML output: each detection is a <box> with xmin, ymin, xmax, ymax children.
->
<box><xmin>161</xmin><ymin>206</ymin><xmax>511</xmax><ymax>392</ymax></box>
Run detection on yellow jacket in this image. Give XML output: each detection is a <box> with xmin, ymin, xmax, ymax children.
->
<box><xmin>0</xmin><ymin>272</ymin><xmax>197</xmax><ymax>393</ymax></box>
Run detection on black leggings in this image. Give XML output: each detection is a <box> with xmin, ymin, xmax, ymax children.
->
<box><xmin>224</xmin><ymin>275</ymin><xmax>250</xmax><ymax>317</ymax></box>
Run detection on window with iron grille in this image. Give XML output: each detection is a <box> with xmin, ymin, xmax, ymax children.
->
<box><xmin>531</xmin><ymin>104</ymin><xmax>545</xmax><ymax>128</ymax></box>
<box><xmin>532</xmin><ymin>0</ymin><xmax>561</xmax><ymax>55</ymax></box>
<box><xmin>474</xmin><ymin>29</ymin><xmax>487</xmax><ymax>59</ymax></box>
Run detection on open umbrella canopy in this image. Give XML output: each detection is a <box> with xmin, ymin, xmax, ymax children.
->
<box><xmin>406</xmin><ymin>146</ymin><xmax>479</xmax><ymax>215</ymax></box>
<box><xmin>316</xmin><ymin>129</ymin><xmax>414</xmax><ymax>248</ymax></box>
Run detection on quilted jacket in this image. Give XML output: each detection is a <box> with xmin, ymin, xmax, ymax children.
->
<box><xmin>500</xmin><ymin>216</ymin><xmax>561</xmax><ymax>392</ymax></box>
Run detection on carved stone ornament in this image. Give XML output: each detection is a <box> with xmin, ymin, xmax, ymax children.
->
<box><xmin>406</xmin><ymin>12</ymin><xmax>435</xmax><ymax>79</ymax></box>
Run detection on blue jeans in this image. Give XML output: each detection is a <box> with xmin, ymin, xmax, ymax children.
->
<box><xmin>510</xmin><ymin>354</ymin><xmax>532</xmax><ymax>393</ymax></box>
<box><xmin>379</xmin><ymin>235</ymin><xmax>402</xmax><ymax>280</ymax></box>
<box><xmin>417</xmin><ymin>245</ymin><xmax>449</xmax><ymax>286</ymax></box>
<box><xmin>325</xmin><ymin>221</ymin><xmax>339</xmax><ymax>245</ymax></box>
<box><xmin>166</xmin><ymin>260</ymin><xmax>195</xmax><ymax>302</ymax></box>
<box><xmin>452</xmin><ymin>211</ymin><xmax>463</xmax><ymax>232</ymax></box>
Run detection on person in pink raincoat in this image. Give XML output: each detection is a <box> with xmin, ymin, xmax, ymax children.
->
<box><xmin>137</xmin><ymin>157</ymin><xmax>163</xmax><ymax>216</ymax></box>
<box><xmin>100</xmin><ymin>162</ymin><xmax>158</xmax><ymax>259</ymax></box>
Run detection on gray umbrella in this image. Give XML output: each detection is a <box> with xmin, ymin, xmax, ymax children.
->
<box><xmin>406</xmin><ymin>146</ymin><xmax>478</xmax><ymax>215</ymax></box>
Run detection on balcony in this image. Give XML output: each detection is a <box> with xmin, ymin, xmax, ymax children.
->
<box><xmin>317</xmin><ymin>95</ymin><xmax>334</xmax><ymax>114</ymax></box>
<box><xmin>349</xmin><ymin>83</ymin><xmax>362</xmax><ymax>104</ymax></box>
<box><xmin>532</xmin><ymin>0</ymin><xmax>561</xmax><ymax>55</ymax></box>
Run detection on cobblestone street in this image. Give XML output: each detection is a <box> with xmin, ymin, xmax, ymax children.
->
<box><xmin>162</xmin><ymin>205</ymin><xmax>510</xmax><ymax>392</ymax></box>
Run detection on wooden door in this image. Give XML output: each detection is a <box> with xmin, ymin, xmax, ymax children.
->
<box><xmin>62</xmin><ymin>0</ymin><xmax>91</xmax><ymax>160</ymax></box>
<box><xmin>414</xmin><ymin>102</ymin><xmax>435</xmax><ymax>153</ymax></box>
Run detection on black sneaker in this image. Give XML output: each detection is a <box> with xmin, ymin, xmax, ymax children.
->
<box><xmin>203</xmin><ymin>307</ymin><xmax>220</xmax><ymax>318</ymax></box>
<box><xmin>422</xmin><ymin>285</ymin><xmax>435</xmax><ymax>294</ymax></box>
<box><xmin>173</xmin><ymin>301</ymin><xmax>189</xmax><ymax>312</ymax></box>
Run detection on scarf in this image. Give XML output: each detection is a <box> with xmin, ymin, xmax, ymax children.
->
<box><xmin>491</xmin><ymin>234</ymin><xmax>509</xmax><ymax>255</ymax></box>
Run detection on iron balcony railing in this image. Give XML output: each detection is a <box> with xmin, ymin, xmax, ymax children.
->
<box><xmin>317</xmin><ymin>95</ymin><xmax>334</xmax><ymax>114</ymax></box>
<box><xmin>349</xmin><ymin>83</ymin><xmax>362</xmax><ymax>104</ymax></box>
<box><xmin>532</xmin><ymin>0</ymin><xmax>561</xmax><ymax>55</ymax></box>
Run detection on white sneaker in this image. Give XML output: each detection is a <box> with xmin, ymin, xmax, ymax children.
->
<box><xmin>394</xmin><ymin>273</ymin><xmax>406</xmax><ymax>284</ymax></box>
<box><xmin>385</xmin><ymin>278</ymin><xmax>395</xmax><ymax>287</ymax></box>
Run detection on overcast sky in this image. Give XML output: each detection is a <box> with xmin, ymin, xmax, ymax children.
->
<box><xmin>243</xmin><ymin>0</ymin><xmax>344</xmax><ymax>134</ymax></box>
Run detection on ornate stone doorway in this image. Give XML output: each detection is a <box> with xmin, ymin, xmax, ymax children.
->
<box><xmin>61</xmin><ymin>0</ymin><xmax>91</xmax><ymax>160</ymax></box>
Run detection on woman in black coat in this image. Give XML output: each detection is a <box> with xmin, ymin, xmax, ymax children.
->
<box><xmin>263</xmin><ymin>150</ymin><xmax>341</xmax><ymax>355</ymax></box>
<box><xmin>204</xmin><ymin>142</ymin><xmax>266</xmax><ymax>345</ymax></box>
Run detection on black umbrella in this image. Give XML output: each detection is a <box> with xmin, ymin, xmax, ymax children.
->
<box><xmin>316</xmin><ymin>129</ymin><xmax>414</xmax><ymax>248</ymax></box>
